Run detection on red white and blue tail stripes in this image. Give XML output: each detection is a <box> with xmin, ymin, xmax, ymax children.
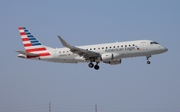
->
<box><xmin>18</xmin><ymin>27</ymin><xmax>51</xmax><ymax>57</ymax></box>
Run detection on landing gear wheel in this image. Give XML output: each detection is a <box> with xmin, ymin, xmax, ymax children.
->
<box><xmin>88</xmin><ymin>62</ymin><xmax>94</xmax><ymax>68</ymax></box>
<box><xmin>94</xmin><ymin>64</ymin><xmax>100</xmax><ymax>70</ymax></box>
<box><xmin>147</xmin><ymin>61</ymin><xmax>151</xmax><ymax>64</ymax></box>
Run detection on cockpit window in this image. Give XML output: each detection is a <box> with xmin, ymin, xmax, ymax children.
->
<box><xmin>154</xmin><ymin>42</ymin><xmax>159</xmax><ymax>44</ymax></box>
<box><xmin>150</xmin><ymin>41</ymin><xmax>159</xmax><ymax>44</ymax></box>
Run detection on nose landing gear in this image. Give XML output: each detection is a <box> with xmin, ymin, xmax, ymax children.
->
<box><xmin>146</xmin><ymin>55</ymin><xmax>151</xmax><ymax>64</ymax></box>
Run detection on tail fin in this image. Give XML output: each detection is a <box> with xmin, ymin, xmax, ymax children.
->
<box><xmin>18</xmin><ymin>27</ymin><xmax>51</xmax><ymax>57</ymax></box>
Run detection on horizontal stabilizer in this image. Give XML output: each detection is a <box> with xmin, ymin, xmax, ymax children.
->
<box><xmin>15</xmin><ymin>50</ymin><xmax>39</xmax><ymax>56</ymax></box>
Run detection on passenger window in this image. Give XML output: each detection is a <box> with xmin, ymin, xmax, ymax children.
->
<box><xmin>114</xmin><ymin>46</ymin><xmax>115</xmax><ymax>48</ymax></box>
<box><xmin>121</xmin><ymin>45</ymin><xmax>123</xmax><ymax>47</ymax></box>
<box><xmin>110</xmin><ymin>47</ymin><xmax>111</xmax><ymax>48</ymax></box>
<box><xmin>63</xmin><ymin>51</ymin><xmax>65</xmax><ymax>53</ymax></box>
<box><xmin>102</xmin><ymin>47</ymin><xmax>104</xmax><ymax>49</ymax></box>
<box><xmin>129</xmin><ymin>45</ymin><xmax>131</xmax><ymax>47</ymax></box>
<box><xmin>94</xmin><ymin>48</ymin><xmax>96</xmax><ymax>50</ymax></box>
<box><xmin>59</xmin><ymin>51</ymin><xmax>61</xmax><ymax>53</ymax></box>
<box><xmin>133</xmin><ymin>44</ymin><xmax>135</xmax><ymax>46</ymax></box>
<box><xmin>117</xmin><ymin>46</ymin><xmax>119</xmax><ymax>48</ymax></box>
<box><xmin>90</xmin><ymin>48</ymin><xmax>92</xmax><ymax>50</ymax></box>
<box><xmin>125</xmin><ymin>45</ymin><xmax>127</xmax><ymax>47</ymax></box>
<box><xmin>106</xmin><ymin>47</ymin><xmax>108</xmax><ymax>49</ymax></box>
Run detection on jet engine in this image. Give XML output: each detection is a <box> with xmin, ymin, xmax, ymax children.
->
<box><xmin>101</xmin><ymin>53</ymin><xmax>122</xmax><ymax>61</ymax></box>
<box><xmin>101</xmin><ymin>53</ymin><xmax>113</xmax><ymax>61</ymax></box>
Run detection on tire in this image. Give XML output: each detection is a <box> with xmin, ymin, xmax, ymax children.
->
<box><xmin>147</xmin><ymin>61</ymin><xmax>151</xmax><ymax>64</ymax></box>
<box><xmin>94</xmin><ymin>65</ymin><xmax>100</xmax><ymax>70</ymax></box>
<box><xmin>88</xmin><ymin>63</ymin><xmax>94</xmax><ymax>68</ymax></box>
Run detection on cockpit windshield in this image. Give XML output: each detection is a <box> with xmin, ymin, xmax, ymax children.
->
<box><xmin>150</xmin><ymin>41</ymin><xmax>159</xmax><ymax>44</ymax></box>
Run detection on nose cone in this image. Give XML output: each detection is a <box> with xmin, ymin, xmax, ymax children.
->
<box><xmin>162</xmin><ymin>47</ymin><xmax>168</xmax><ymax>52</ymax></box>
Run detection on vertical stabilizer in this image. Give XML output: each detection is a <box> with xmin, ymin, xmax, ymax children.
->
<box><xmin>18</xmin><ymin>27</ymin><xmax>51</xmax><ymax>57</ymax></box>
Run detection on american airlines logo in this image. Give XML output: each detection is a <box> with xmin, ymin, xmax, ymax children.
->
<box><xmin>105</xmin><ymin>46</ymin><xmax>140</xmax><ymax>52</ymax></box>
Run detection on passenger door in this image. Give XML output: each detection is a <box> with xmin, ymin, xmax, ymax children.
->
<box><xmin>141</xmin><ymin>42</ymin><xmax>147</xmax><ymax>50</ymax></box>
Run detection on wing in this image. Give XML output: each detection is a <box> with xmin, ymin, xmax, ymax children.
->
<box><xmin>58</xmin><ymin>36</ymin><xmax>100</xmax><ymax>59</ymax></box>
<box><xmin>15</xmin><ymin>50</ymin><xmax>39</xmax><ymax>56</ymax></box>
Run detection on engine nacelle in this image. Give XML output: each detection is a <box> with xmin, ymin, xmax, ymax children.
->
<box><xmin>103</xmin><ymin>59</ymin><xmax>122</xmax><ymax>65</ymax></box>
<box><xmin>101</xmin><ymin>53</ymin><xmax>122</xmax><ymax>61</ymax></box>
<box><xmin>101</xmin><ymin>53</ymin><xmax>113</xmax><ymax>61</ymax></box>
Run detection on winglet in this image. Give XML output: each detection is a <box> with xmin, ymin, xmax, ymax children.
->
<box><xmin>58</xmin><ymin>36</ymin><xmax>71</xmax><ymax>48</ymax></box>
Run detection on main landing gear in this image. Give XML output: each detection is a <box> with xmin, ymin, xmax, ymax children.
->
<box><xmin>88</xmin><ymin>62</ymin><xmax>100</xmax><ymax>70</ymax></box>
<box><xmin>146</xmin><ymin>55</ymin><xmax>151</xmax><ymax>64</ymax></box>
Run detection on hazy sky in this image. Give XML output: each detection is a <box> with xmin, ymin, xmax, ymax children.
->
<box><xmin>0</xmin><ymin>0</ymin><xmax>180</xmax><ymax>112</ymax></box>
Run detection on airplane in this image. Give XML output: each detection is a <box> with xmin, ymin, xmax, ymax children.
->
<box><xmin>16</xmin><ymin>27</ymin><xmax>168</xmax><ymax>70</ymax></box>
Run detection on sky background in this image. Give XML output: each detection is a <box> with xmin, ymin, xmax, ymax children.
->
<box><xmin>0</xmin><ymin>0</ymin><xmax>180</xmax><ymax>112</ymax></box>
